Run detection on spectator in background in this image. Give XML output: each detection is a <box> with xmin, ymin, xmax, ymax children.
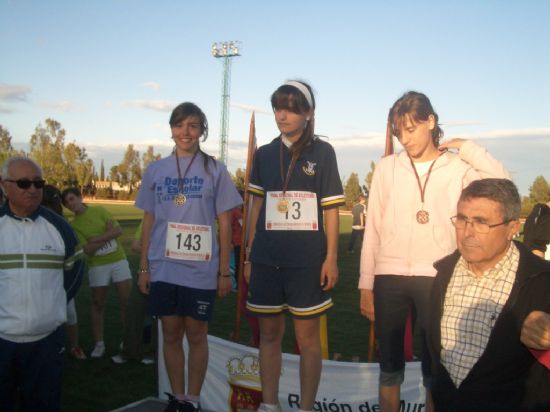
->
<box><xmin>42</xmin><ymin>184</ymin><xmax>86</xmax><ymax>360</ymax></box>
<box><xmin>61</xmin><ymin>187</ymin><xmax>132</xmax><ymax>359</ymax></box>
<box><xmin>111</xmin><ymin>219</ymin><xmax>155</xmax><ymax>365</ymax></box>
<box><xmin>347</xmin><ymin>194</ymin><xmax>366</xmax><ymax>253</ymax></box>
<box><xmin>0</xmin><ymin>156</ymin><xmax>84</xmax><ymax>411</ymax></box>
<box><xmin>522</xmin><ymin>199</ymin><xmax>550</xmax><ymax>258</ymax></box>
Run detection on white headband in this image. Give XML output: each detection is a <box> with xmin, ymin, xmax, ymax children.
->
<box><xmin>284</xmin><ymin>81</ymin><xmax>314</xmax><ymax>109</ymax></box>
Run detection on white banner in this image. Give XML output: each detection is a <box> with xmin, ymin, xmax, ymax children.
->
<box><xmin>158</xmin><ymin>332</ymin><xmax>426</xmax><ymax>412</ymax></box>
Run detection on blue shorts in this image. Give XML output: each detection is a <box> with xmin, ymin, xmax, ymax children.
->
<box><xmin>374</xmin><ymin>275</ymin><xmax>433</xmax><ymax>387</ymax></box>
<box><xmin>246</xmin><ymin>262</ymin><xmax>333</xmax><ymax>319</ymax></box>
<box><xmin>148</xmin><ymin>281</ymin><xmax>216</xmax><ymax>321</ymax></box>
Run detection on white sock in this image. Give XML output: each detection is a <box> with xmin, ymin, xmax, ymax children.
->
<box><xmin>95</xmin><ymin>341</ymin><xmax>105</xmax><ymax>347</ymax></box>
<box><xmin>258</xmin><ymin>403</ymin><xmax>278</xmax><ymax>412</ymax></box>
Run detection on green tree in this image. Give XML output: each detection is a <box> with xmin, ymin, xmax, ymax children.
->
<box><xmin>232</xmin><ymin>168</ymin><xmax>246</xmax><ymax>192</ymax></box>
<box><xmin>142</xmin><ymin>145</ymin><xmax>161</xmax><ymax>171</ymax></box>
<box><xmin>0</xmin><ymin>125</ymin><xmax>22</xmax><ymax>166</ymax></box>
<box><xmin>117</xmin><ymin>144</ymin><xmax>142</xmax><ymax>193</ymax></box>
<box><xmin>529</xmin><ymin>176</ymin><xmax>550</xmax><ymax>203</ymax></box>
<box><xmin>64</xmin><ymin>142</ymin><xmax>94</xmax><ymax>192</ymax></box>
<box><xmin>522</xmin><ymin>175</ymin><xmax>550</xmax><ymax>216</ymax></box>
<box><xmin>110</xmin><ymin>165</ymin><xmax>120</xmax><ymax>183</ymax></box>
<box><xmin>100</xmin><ymin>159</ymin><xmax>105</xmax><ymax>181</ymax></box>
<box><xmin>29</xmin><ymin>119</ymin><xmax>66</xmax><ymax>187</ymax></box>
<box><xmin>364</xmin><ymin>161</ymin><xmax>376</xmax><ymax>195</ymax></box>
<box><xmin>344</xmin><ymin>172</ymin><xmax>362</xmax><ymax>209</ymax></box>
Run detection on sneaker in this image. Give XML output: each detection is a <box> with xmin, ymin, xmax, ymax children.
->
<box><xmin>180</xmin><ymin>400</ymin><xmax>201</xmax><ymax>412</ymax></box>
<box><xmin>163</xmin><ymin>394</ymin><xmax>201</xmax><ymax>412</ymax></box>
<box><xmin>90</xmin><ymin>343</ymin><xmax>105</xmax><ymax>358</ymax></box>
<box><xmin>111</xmin><ymin>353</ymin><xmax>127</xmax><ymax>364</ymax></box>
<box><xmin>70</xmin><ymin>346</ymin><xmax>87</xmax><ymax>360</ymax></box>
<box><xmin>163</xmin><ymin>394</ymin><xmax>182</xmax><ymax>412</ymax></box>
<box><xmin>140</xmin><ymin>356</ymin><xmax>155</xmax><ymax>365</ymax></box>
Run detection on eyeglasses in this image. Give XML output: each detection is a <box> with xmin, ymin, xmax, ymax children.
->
<box><xmin>4</xmin><ymin>179</ymin><xmax>46</xmax><ymax>189</ymax></box>
<box><xmin>450</xmin><ymin>215</ymin><xmax>510</xmax><ymax>234</ymax></box>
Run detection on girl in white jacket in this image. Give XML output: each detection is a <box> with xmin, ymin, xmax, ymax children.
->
<box><xmin>359</xmin><ymin>91</ymin><xmax>510</xmax><ymax>412</ymax></box>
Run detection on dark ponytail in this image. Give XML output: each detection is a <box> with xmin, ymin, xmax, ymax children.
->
<box><xmin>271</xmin><ymin>81</ymin><xmax>316</xmax><ymax>159</ymax></box>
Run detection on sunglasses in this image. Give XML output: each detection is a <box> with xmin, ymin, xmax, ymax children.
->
<box><xmin>5</xmin><ymin>179</ymin><xmax>46</xmax><ymax>189</ymax></box>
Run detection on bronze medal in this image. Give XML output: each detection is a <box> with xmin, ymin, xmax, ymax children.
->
<box><xmin>277</xmin><ymin>198</ymin><xmax>289</xmax><ymax>213</ymax></box>
<box><xmin>416</xmin><ymin>210</ymin><xmax>429</xmax><ymax>224</ymax></box>
<box><xmin>408</xmin><ymin>153</ymin><xmax>443</xmax><ymax>225</ymax></box>
<box><xmin>174</xmin><ymin>193</ymin><xmax>186</xmax><ymax>206</ymax></box>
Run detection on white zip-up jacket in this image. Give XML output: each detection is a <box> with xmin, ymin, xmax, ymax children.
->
<box><xmin>0</xmin><ymin>204</ymin><xmax>84</xmax><ymax>343</ymax></box>
<box><xmin>359</xmin><ymin>140</ymin><xmax>510</xmax><ymax>290</ymax></box>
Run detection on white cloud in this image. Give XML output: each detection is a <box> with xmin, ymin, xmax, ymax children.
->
<box><xmin>325</xmin><ymin>127</ymin><xmax>550</xmax><ymax>151</ymax></box>
<box><xmin>444</xmin><ymin>120</ymin><xmax>482</xmax><ymax>127</ymax></box>
<box><xmin>0</xmin><ymin>84</ymin><xmax>31</xmax><ymax>102</ymax></box>
<box><xmin>38</xmin><ymin>100</ymin><xmax>77</xmax><ymax>112</ymax></box>
<box><xmin>0</xmin><ymin>104</ymin><xmax>14</xmax><ymax>114</ymax></box>
<box><xmin>124</xmin><ymin>100</ymin><xmax>175</xmax><ymax>112</ymax></box>
<box><xmin>151</xmin><ymin>122</ymin><xmax>171</xmax><ymax>134</ymax></box>
<box><xmin>323</xmin><ymin>132</ymin><xmax>385</xmax><ymax>151</ymax></box>
<box><xmin>449</xmin><ymin>127</ymin><xmax>550</xmax><ymax>140</ymax></box>
<box><xmin>142</xmin><ymin>81</ymin><xmax>161</xmax><ymax>91</ymax></box>
<box><xmin>230</xmin><ymin>101</ymin><xmax>271</xmax><ymax>114</ymax></box>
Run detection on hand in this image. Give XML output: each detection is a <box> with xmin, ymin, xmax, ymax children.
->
<box><xmin>439</xmin><ymin>138</ymin><xmax>466</xmax><ymax>152</ymax></box>
<box><xmin>320</xmin><ymin>258</ymin><xmax>338</xmax><ymax>291</ymax></box>
<box><xmin>138</xmin><ymin>271</ymin><xmax>151</xmax><ymax>295</ymax></box>
<box><xmin>521</xmin><ymin>311</ymin><xmax>550</xmax><ymax>350</ymax></box>
<box><xmin>217</xmin><ymin>275</ymin><xmax>232</xmax><ymax>297</ymax></box>
<box><xmin>360</xmin><ymin>289</ymin><xmax>375</xmax><ymax>321</ymax></box>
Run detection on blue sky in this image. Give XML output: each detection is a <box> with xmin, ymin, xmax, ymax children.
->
<box><xmin>1</xmin><ymin>0</ymin><xmax>549</xmax><ymax>195</ymax></box>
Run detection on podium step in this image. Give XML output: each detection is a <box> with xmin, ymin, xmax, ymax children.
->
<box><xmin>110</xmin><ymin>397</ymin><xmax>214</xmax><ymax>412</ymax></box>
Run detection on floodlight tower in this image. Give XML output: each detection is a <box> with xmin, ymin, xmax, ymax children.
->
<box><xmin>211</xmin><ymin>41</ymin><xmax>241</xmax><ymax>164</ymax></box>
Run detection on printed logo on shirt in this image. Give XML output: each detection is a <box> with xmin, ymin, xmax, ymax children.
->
<box><xmin>156</xmin><ymin>175</ymin><xmax>204</xmax><ymax>203</ymax></box>
<box><xmin>302</xmin><ymin>161</ymin><xmax>316</xmax><ymax>176</ymax></box>
<box><xmin>40</xmin><ymin>244</ymin><xmax>63</xmax><ymax>253</ymax></box>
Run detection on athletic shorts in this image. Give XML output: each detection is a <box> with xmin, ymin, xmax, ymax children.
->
<box><xmin>246</xmin><ymin>262</ymin><xmax>333</xmax><ymax>319</ymax></box>
<box><xmin>374</xmin><ymin>275</ymin><xmax>433</xmax><ymax>387</ymax></box>
<box><xmin>88</xmin><ymin>259</ymin><xmax>131</xmax><ymax>288</ymax></box>
<box><xmin>148</xmin><ymin>281</ymin><xmax>216</xmax><ymax>321</ymax></box>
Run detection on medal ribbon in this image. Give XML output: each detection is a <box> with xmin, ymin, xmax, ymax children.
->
<box><xmin>175</xmin><ymin>149</ymin><xmax>199</xmax><ymax>196</ymax></box>
<box><xmin>408</xmin><ymin>153</ymin><xmax>443</xmax><ymax>209</ymax></box>
<box><xmin>279</xmin><ymin>138</ymin><xmax>299</xmax><ymax>195</ymax></box>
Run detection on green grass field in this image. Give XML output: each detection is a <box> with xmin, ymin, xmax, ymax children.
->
<box><xmin>62</xmin><ymin>203</ymin><xmax>375</xmax><ymax>411</ymax></box>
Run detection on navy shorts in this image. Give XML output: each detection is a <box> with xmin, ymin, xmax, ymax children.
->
<box><xmin>374</xmin><ymin>275</ymin><xmax>433</xmax><ymax>387</ymax></box>
<box><xmin>246</xmin><ymin>262</ymin><xmax>333</xmax><ymax>319</ymax></box>
<box><xmin>148</xmin><ymin>281</ymin><xmax>216</xmax><ymax>321</ymax></box>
